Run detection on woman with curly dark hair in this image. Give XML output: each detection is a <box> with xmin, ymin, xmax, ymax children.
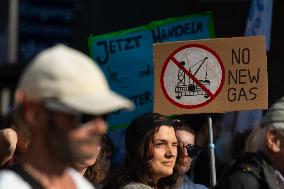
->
<box><xmin>103</xmin><ymin>112</ymin><xmax>184</xmax><ymax>189</ymax></box>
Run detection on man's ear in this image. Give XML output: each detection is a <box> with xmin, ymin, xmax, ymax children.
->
<box><xmin>21</xmin><ymin>101</ymin><xmax>43</xmax><ymax>129</ymax></box>
<box><xmin>266</xmin><ymin>128</ymin><xmax>281</xmax><ymax>152</ymax></box>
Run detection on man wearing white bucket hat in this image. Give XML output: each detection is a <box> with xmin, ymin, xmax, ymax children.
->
<box><xmin>0</xmin><ymin>44</ymin><xmax>134</xmax><ymax>189</ymax></box>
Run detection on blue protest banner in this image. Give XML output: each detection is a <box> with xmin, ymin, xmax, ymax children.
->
<box><xmin>89</xmin><ymin>26</ymin><xmax>153</xmax><ymax>130</ymax></box>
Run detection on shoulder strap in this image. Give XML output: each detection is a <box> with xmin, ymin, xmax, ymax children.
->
<box><xmin>11</xmin><ymin>165</ymin><xmax>46</xmax><ymax>189</ymax></box>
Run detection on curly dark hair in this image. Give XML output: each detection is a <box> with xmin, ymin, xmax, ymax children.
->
<box><xmin>84</xmin><ymin>135</ymin><xmax>114</xmax><ymax>186</ymax></box>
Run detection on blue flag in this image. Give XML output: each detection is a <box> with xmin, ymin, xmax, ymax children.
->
<box><xmin>245</xmin><ymin>0</ymin><xmax>273</xmax><ymax>50</ymax></box>
<box><xmin>234</xmin><ymin>0</ymin><xmax>273</xmax><ymax>133</ymax></box>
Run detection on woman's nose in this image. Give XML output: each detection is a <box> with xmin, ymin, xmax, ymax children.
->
<box><xmin>165</xmin><ymin>145</ymin><xmax>177</xmax><ymax>158</ymax></box>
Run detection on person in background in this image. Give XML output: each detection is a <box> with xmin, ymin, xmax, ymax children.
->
<box><xmin>174</xmin><ymin>119</ymin><xmax>207</xmax><ymax>189</ymax></box>
<box><xmin>215</xmin><ymin>96</ymin><xmax>284</xmax><ymax>189</ymax></box>
<box><xmin>0</xmin><ymin>128</ymin><xmax>17</xmax><ymax>167</ymax></box>
<box><xmin>0</xmin><ymin>108</ymin><xmax>30</xmax><ymax>168</ymax></box>
<box><xmin>103</xmin><ymin>112</ymin><xmax>183</xmax><ymax>189</ymax></box>
<box><xmin>0</xmin><ymin>44</ymin><xmax>133</xmax><ymax>189</ymax></box>
<box><xmin>84</xmin><ymin>135</ymin><xmax>114</xmax><ymax>189</ymax></box>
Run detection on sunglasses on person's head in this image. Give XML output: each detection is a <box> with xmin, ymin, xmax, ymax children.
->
<box><xmin>185</xmin><ymin>144</ymin><xmax>198</xmax><ymax>157</ymax></box>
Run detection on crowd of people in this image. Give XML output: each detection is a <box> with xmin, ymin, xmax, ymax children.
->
<box><xmin>0</xmin><ymin>44</ymin><xmax>284</xmax><ymax>189</ymax></box>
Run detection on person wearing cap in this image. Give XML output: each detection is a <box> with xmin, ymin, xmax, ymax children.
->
<box><xmin>173</xmin><ymin>120</ymin><xmax>207</xmax><ymax>189</ymax></box>
<box><xmin>0</xmin><ymin>44</ymin><xmax>133</xmax><ymax>189</ymax></box>
<box><xmin>103</xmin><ymin>112</ymin><xmax>183</xmax><ymax>189</ymax></box>
<box><xmin>215</xmin><ymin>97</ymin><xmax>284</xmax><ymax>189</ymax></box>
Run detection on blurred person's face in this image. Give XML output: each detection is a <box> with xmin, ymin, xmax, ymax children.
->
<box><xmin>43</xmin><ymin>109</ymin><xmax>108</xmax><ymax>165</ymax></box>
<box><xmin>149</xmin><ymin>126</ymin><xmax>178</xmax><ymax>183</ymax></box>
<box><xmin>279</xmin><ymin>135</ymin><xmax>284</xmax><ymax>175</ymax></box>
<box><xmin>278</xmin><ymin>134</ymin><xmax>284</xmax><ymax>175</ymax></box>
<box><xmin>176</xmin><ymin>130</ymin><xmax>196</xmax><ymax>174</ymax></box>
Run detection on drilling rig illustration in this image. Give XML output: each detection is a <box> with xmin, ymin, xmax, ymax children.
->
<box><xmin>175</xmin><ymin>57</ymin><xmax>210</xmax><ymax>99</ymax></box>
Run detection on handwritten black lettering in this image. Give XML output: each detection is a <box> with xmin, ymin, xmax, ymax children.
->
<box><xmin>242</xmin><ymin>48</ymin><xmax>250</xmax><ymax>64</ymax></box>
<box><xmin>115</xmin><ymin>38</ymin><xmax>124</xmax><ymax>51</ymax></box>
<box><xmin>152</xmin><ymin>21</ymin><xmax>204</xmax><ymax>43</ymax></box>
<box><xmin>249</xmin><ymin>87</ymin><xmax>257</xmax><ymax>100</ymax></box>
<box><xmin>96</xmin><ymin>41</ymin><xmax>109</xmax><ymax>65</ymax></box>
<box><xmin>232</xmin><ymin>48</ymin><xmax>250</xmax><ymax>65</ymax></box>
<box><xmin>130</xmin><ymin>91</ymin><xmax>152</xmax><ymax>107</ymax></box>
<box><xmin>95</xmin><ymin>35</ymin><xmax>143</xmax><ymax>65</ymax></box>
<box><xmin>228</xmin><ymin>88</ymin><xmax>237</xmax><ymax>102</ymax></box>
<box><xmin>248</xmin><ymin>68</ymin><xmax>260</xmax><ymax>83</ymax></box>
<box><xmin>228</xmin><ymin>70</ymin><xmax>237</xmax><ymax>85</ymax></box>
<box><xmin>107</xmin><ymin>67</ymin><xmax>118</xmax><ymax>83</ymax></box>
<box><xmin>175</xmin><ymin>26</ymin><xmax>183</xmax><ymax>37</ymax></box>
<box><xmin>238</xmin><ymin>88</ymin><xmax>248</xmax><ymax>101</ymax></box>
<box><xmin>139</xmin><ymin>64</ymin><xmax>153</xmax><ymax>77</ymax></box>
<box><xmin>125</xmin><ymin>38</ymin><xmax>134</xmax><ymax>50</ymax></box>
<box><xmin>239</xmin><ymin>69</ymin><xmax>247</xmax><ymax>84</ymax></box>
<box><xmin>232</xmin><ymin>49</ymin><xmax>240</xmax><ymax>65</ymax></box>
<box><xmin>228</xmin><ymin>87</ymin><xmax>258</xmax><ymax>102</ymax></box>
<box><xmin>133</xmin><ymin>36</ymin><xmax>142</xmax><ymax>48</ymax></box>
<box><xmin>109</xmin><ymin>40</ymin><xmax>116</xmax><ymax>54</ymax></box>
<box><xmin>228</xmin><ymin>69</ymin><xmax>259</xmax><ymax>84</ymax></box>
<box><xmin>197</xmin><ymin>21</ymin><xmax>203</xmax><ymax>31</ymax></box>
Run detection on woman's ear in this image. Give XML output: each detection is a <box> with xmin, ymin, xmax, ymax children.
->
<box><xmin>266</xmin><ymin>128</ymin><xmax>281</xmax><ymax>152</ymax></box>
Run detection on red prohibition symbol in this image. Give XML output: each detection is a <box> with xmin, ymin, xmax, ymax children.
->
<box><xmin>160</xmin><ymin>44</ymin><xmax>225</xmax><ymax>109</ymax></box>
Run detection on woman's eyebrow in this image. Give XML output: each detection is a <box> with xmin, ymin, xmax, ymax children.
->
<box><xmin>154</xmin><ymin>139</ymin><xmax>178</xmax><ymax>143</ymax></box>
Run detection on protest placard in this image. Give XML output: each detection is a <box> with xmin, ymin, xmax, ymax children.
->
<box><xmin>154</xmin><ymin>36</ymin><xmax>268</xmax><ymax>114</ymax></box>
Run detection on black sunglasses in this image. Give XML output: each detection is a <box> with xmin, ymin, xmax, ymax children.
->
<box><xmin>45</xmin><ymin>104</ymin><xmax>110</xmax><ymax>126</ymax></box>
<box><xmin>79</xmin><ymin>113</ymin><xmax>110</xmax><ymax>124</ymax></box>
<box><xmin>185</xmin><ymin>144</ymin><xmax>198</xmax><ymax>157</ymax></box>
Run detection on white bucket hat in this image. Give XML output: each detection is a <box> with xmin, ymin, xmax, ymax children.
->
<box><xmin>17</xmin><ymin>44</ymin><xmax>134</xmax><ymax>115</ymax></box>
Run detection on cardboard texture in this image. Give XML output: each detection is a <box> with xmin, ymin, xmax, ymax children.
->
<box><xmin>154</xmin><ymin>36</ymin><xmax>268</xmax><ymax>115</ymax></box>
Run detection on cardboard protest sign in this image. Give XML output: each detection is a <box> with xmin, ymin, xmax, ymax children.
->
<box><xmin>154</xmin><ymin>36</ymin><xmax>268</xmax><ymax>115</ymax></box>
